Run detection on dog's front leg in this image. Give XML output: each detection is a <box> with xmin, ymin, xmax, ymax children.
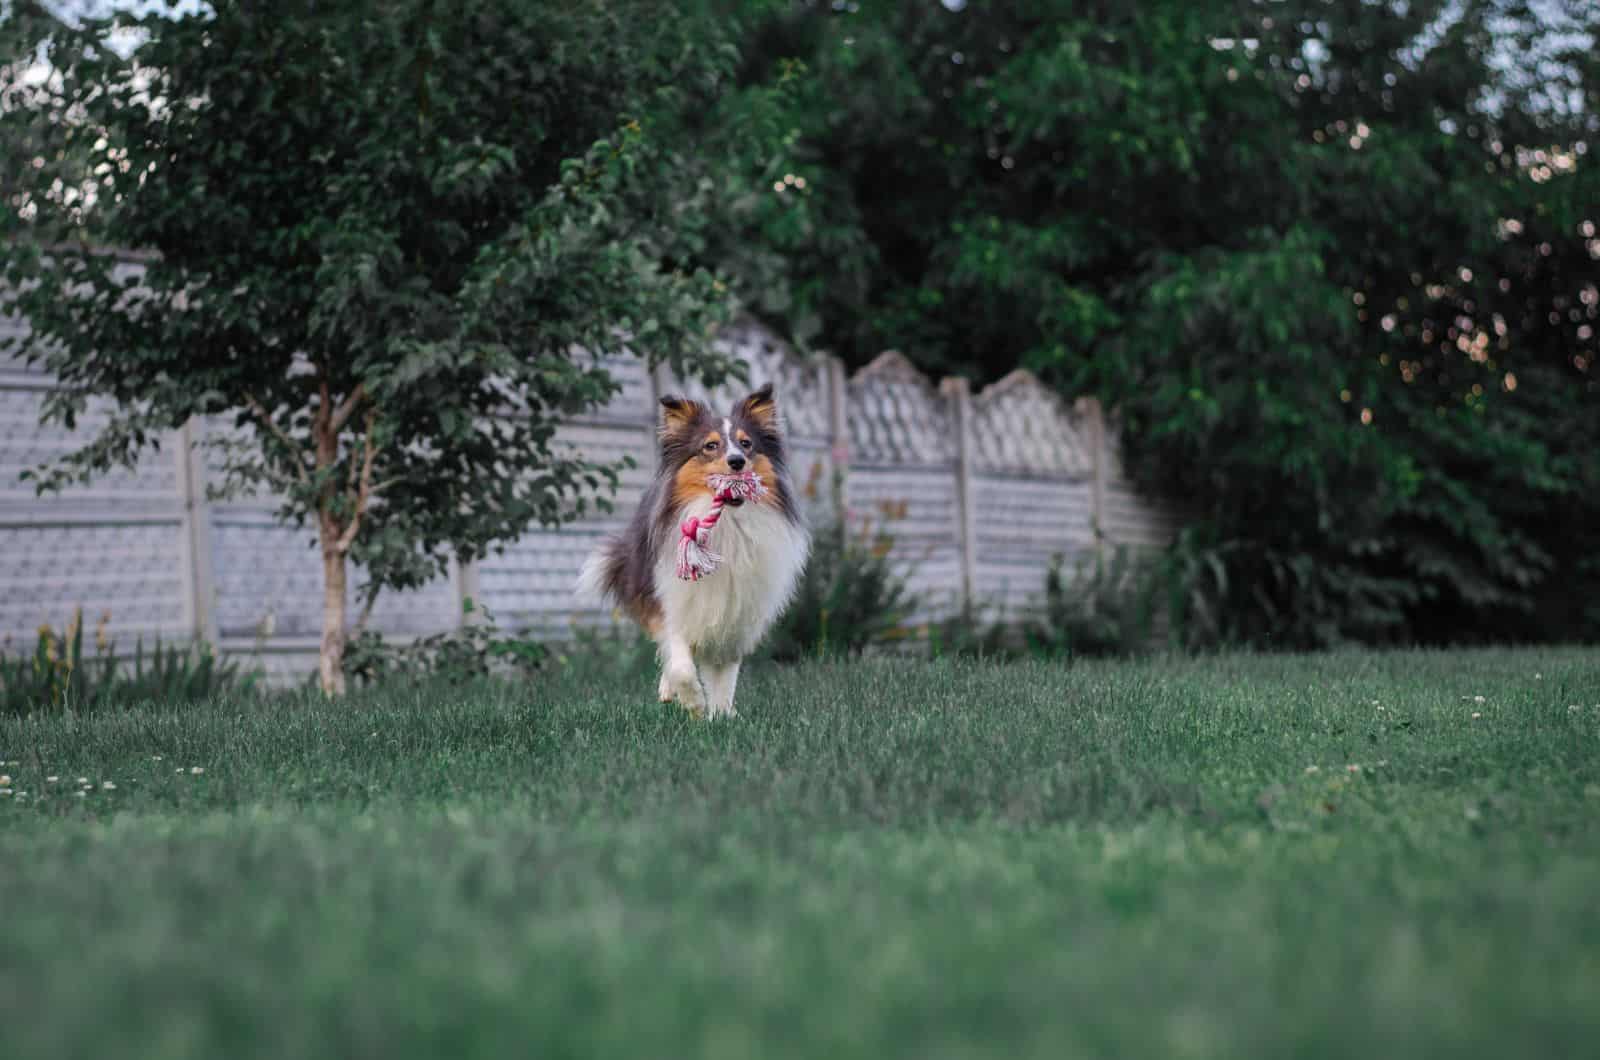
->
<box><xmin>662</xmin><ymin>631</ymin><xmax>705</xmax><ymax>718</ymax></box>
<box><xmin>702</xmin><ymin>659</ymin><xmax>742</xmax><ymax>719</ymax></box>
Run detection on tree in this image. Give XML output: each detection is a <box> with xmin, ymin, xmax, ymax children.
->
<box><xmin>723</xmin><ymin>0</ymin><xmax>1600</xmax><ymax>646</ymax></box>
<box><xmin>1</xmin><ymin>0</ymin><xmax>798</xmax><ymax>693</ymax></box>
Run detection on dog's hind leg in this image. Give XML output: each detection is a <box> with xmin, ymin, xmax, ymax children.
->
<box><xmin>702</xmin><ymin>659</ymin><xmax>741</xmax><ymax>719</ymax></box>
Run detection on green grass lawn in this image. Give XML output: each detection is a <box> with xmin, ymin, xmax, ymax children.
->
<box><xmin>2</xmin><ymin>649</ymin><xmax>1597</xmax><ymax>1059</ymax></box>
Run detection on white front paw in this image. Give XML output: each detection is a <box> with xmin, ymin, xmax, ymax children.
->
<box><xmin>667</xmin><ymin>665</ymin><xmax>705</xmax><ymax>717</ymax></box>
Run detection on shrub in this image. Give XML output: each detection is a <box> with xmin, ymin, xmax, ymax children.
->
<box><xmin>549</xmin><ymin>623</ymin><xmax>662</xmax><ymax>687</ymax></box>
<box><xmin>342</xmin><ymin>600</ymin><xmax>548</xmax><ymax>687</ymax></box>
<box><xmin>929</xmin><ymin>546</ymin><xmax>1161</xmax><ymax>662</ymax></box>
<box><xmin>0</xmin><ymin>609</ymin><xmax>259</xmax><ymax>714</ymax></box>
<box><xmin>1025</xmin><ymin>547</ymin><xmax>1159</xmax><ymax>658</ymax></box>
<box><xmin>763</xmin><ymin>472</ymin><xmax>921</xmax><ymax>661</ymax></box>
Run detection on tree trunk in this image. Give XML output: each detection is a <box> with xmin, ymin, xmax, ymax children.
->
<box><xmin>318</xmin><ymin>515</ymin><xmax>349</xmax><ymax>697</ymax></box>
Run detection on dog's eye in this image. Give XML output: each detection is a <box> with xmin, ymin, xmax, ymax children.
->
<box><xmin>703</xmin><ymin>440</ymin><xmax>718</xmax><ymax>452</ymax></box>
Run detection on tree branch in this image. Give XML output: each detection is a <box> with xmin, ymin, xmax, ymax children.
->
<box><xmin>330</xmin><ymin>382</ymin><xmax>367</xmax><ymax>433</ymax></box>
<box><xmin>351</xmin><ymin>585</ymin><xmax>381</xmax><ymax>636</ymax></box>
<box><xmin>335</xmin><ymin>408</ymin><xmax>380</xmax><ymax>555</ymax></box>
<box><xmin>245</xmin><ymin>392</ymin><xmax>311</xmax><ymax>487</ymax></box>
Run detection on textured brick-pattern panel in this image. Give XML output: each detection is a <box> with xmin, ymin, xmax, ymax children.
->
<box><xmin>1101</xmin><ymin>484</ymin><xmax>1182</xmax><ymax>550</ymax></box>
<box><xmin>1</xmin><ymin>389</ymin><xmax>177</xmax><ymax>510</ymax></box>
<box><xmin>846</xmin><ymin>466</ymin><xmax>962</xmax><ymax>624</ymax></box>
<box><xmin>548</xmin><ymin>420</ymin><xmax>656</xmax><ymax>520</ymax></box>
<box><xmin>0</xmin><ymin>311</ymin><xmax>36</xmax><ymax>376</ymax></box>
<box><xmin>848</xmin><ymin>352</ymin><xmax>956</xmax><ymax>467</ymax></box>
<box><xmin>0</xmin><ymin>521</ymin><xmax>188</xmax><ymax>649</ymax></box>
<box><xmin>972</xmin><ymin>474</ymin><xmax>1098</xmax><ymax>615</ymax></box>
<box><xmin>2</xmin><ymin>305</ymin><xmax>191</xmax><ymax>650</ymax></box>
<box><xmin>481</xmin><ymin>527</ymin><xmax>614</xmax><ymax>634</ymax></box>
<box><xmin>786</xmin><ymin>442</ymin><xmax>834</xmax><ymax>523</ymax></box>
<box><xmin>970</xmin><ymin>371</ymin><xmax>1094</xmax><ymax>476</ymax></box>
<box><xmin>208</xmin><ymin>516</ymin><xmax>456</xmax><ymax>640</ymax></box>
<box><xmin>567</xmin><ymin>351</ymin><xmax>654</xmax><ymax>427</ymax></box>
<box><xmin>484</xmin><ymin>414</ymin><xmax>654</xmax><ymax>631</ymax></box>
<box><xmin>1099</xmin><ymin>426</ymin><xmax>1181</xmax><ymax>551</ymax></box>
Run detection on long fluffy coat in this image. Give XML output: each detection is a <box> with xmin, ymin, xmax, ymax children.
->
<box><xmin>579</xmin><ymin>384</ymin><xmax>809</xmax><ymax>717</ymax></box>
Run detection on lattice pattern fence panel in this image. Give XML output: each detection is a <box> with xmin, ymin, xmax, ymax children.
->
<box><xmin>966</xmin><ymin>374</ymin><xmax>1102</xmax><ymax>619</ymax></box>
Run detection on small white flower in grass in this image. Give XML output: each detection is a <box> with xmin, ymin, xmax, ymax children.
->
<box><xmin>101</xmin><ymin>781</ymin><xmax>116</xmax><ymax>791</ymax></box>
<box><xmin>76</xmin><ymin>777</ymin><xmax>88</xmax><ymax>785</ymax></box>
<box><xmin>0</xmin><ymin>775</ymin><xmax>10</xmax><ymax>787</ymax></box>
<box><xmin>1472</xmin><ymin>712</ymin><xmax>1483</xmax><ymax>720</ymax></box>
<box><xmin>1304</xmin><ymin>765</ymin><xmax>1320</xmax><ymax>774</ymax></box>
<box><xmin>0</xmin><ymin>790</ymin><xmax>10</xmax><ymax>797</ymax></box>
<box><xmin>1473</xmin><ymin>696</ymin><xmax>1486</xmax><ymax>703</ymax></box>
<box><xmin>152</xmin><ymin>755</ymin><xmax>163</xmax><ymax>762</ymax></box>
<box><xmin>1535</xmin><ymin>673</ymin><xmax>1542</xmax><ymax>680</ymax></box>
<box><xmin>1347</xmin><ymin>764</ymin><xmax>1362</xmax><ymax>773</ymax></box>
<box><xmin>190</xmin><ymin>767</ymin><xmax>204</xmax><ymax>775</ymax></box>
<box><xmin>74</xmin><ymin>790</ymin><xmax>86</xmax><ymax>799</ymax></box>
<box><xmin>46</xmin><ymin>775</ymin><xmax>58</xmax><ymax>783</ymax></box>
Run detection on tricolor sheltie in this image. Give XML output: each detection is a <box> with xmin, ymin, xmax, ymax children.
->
<box><xmin>579</xmin><ymin>384</ymin><xmax>810</xmax><ymax>718</ymax></box>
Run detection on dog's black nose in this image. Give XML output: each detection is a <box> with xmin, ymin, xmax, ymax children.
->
<box><xmin>727</xmin><ymin>452</ymin><xmax>746</xmax><ymax>471</ymax></box>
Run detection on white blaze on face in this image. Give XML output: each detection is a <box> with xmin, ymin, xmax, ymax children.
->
<box><xmin>723</xmin><ymin>417</ymin><xmax>733</xmax><ymax>454</ymax></box>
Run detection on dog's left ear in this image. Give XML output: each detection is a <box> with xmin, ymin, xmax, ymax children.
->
<box><xmin>736</xmin><ymin>383</ymin><xmax>778</xmax><ymax>432</ymax></box>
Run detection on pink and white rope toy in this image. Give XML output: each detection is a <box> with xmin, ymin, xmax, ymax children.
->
<box><xmin>676</xmin><ymin>470</ymin><xmax>768</xmax><ymax>581</ymax></box>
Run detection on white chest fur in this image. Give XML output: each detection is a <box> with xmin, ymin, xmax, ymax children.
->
<box><xmin>655</xmin><ymin>499</ymin><xmax>810</xmax><ymax>663</ymax></box>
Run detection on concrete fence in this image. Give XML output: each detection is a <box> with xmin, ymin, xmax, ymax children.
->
<box><xmin>2</xmin><ymin>286</ymin><xmax>1180</xmax><ymax>681</ymax></box>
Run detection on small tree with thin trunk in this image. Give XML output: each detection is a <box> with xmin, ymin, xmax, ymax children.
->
<box><xmin>1</xmin><ymin>0</ymin><xmax>797</xmax><ymax>693</ymax></box>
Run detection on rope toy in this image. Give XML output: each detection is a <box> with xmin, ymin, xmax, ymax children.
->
<box><xmin>676</xmin><ymin>470</ymin><xmax>768</xmax><ymax>581</ymax></box>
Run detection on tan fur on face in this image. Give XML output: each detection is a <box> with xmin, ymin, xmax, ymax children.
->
<box><xmin>671</xmin><ymin>453</ymin><xmax>718</xmax><ymax>514</ymax></box>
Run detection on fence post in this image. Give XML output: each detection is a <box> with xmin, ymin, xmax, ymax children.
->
<box><xmin>825</xmin><ymin>354</ymin><xmax>850</xmax><ymax>515</ymax></box>
<box><xmin>1084</xmin><ymin>397</ymin><xmax>1107</xmax><ymax>558</ymax></box>
<box><xmin>174</xmin><ymin>417</ymin><xmax>218</xmax><ymax>647</ymax></box>
<box><xmin>940</xmin><ymin>377</ymin><xmax>978</xmax><ymax>614</ymax></box>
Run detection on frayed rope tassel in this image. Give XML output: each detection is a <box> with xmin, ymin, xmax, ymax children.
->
<box><xmin>676</xmin><ymin>470</ymin><xmax>768</xmax><ymax>581</ymax></box>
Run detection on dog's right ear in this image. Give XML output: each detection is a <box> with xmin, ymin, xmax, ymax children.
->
<box><xmin>659</xmin><ymin>394</ymin><xmax>705</xmax><ymax>436</ymax></box>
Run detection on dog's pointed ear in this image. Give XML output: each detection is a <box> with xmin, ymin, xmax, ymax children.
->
<box><xmin>736</xmin><ymin>383</ymin><xmax>778</xmax><ymax>432</ymax></box>
<box><xmin>659</xmin><ymin>394</ymin><xmax>705</xmax><ymax>435</ymax></box>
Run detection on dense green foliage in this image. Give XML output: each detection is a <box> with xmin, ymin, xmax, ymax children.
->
<box><xmin>1</xmin><ymin>651</ymin><xmax>1597</xmax><ymax>1056</ymax></box>
<box><xmin>725</xmin><ymin>0</ymin><xmax>1600</xmax><ymax>647</ymax></box>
